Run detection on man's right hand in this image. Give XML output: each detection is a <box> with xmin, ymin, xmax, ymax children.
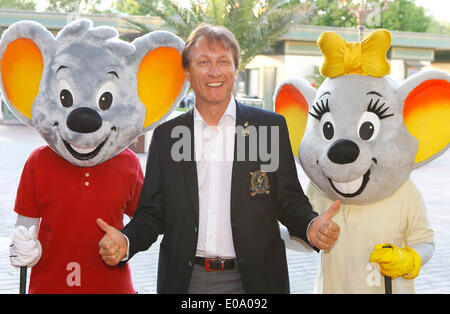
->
<box><xmin>307</xmin><ymin>200</ymin><xmax>341</xmax><ymax>250</ymax></box>
<box><xmin>97</xmin><ymin>218</ymin><xmax>128</xmax><ymax>266</ymax></box>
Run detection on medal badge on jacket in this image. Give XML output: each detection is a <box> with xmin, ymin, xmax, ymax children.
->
<box><xmin>249</xmin><ymin>170</ymin><xmax>271</xmax><ymax>196</ymax></box>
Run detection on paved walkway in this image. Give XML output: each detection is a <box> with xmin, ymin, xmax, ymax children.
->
<box><xmin>0</xmin><ymin>123</ymin><xmax>449</xmax><ymax>294</ymax></box>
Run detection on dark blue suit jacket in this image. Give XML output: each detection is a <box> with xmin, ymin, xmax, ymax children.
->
<box><xmin>122</xmin><ymin>101</ymin><xmax>318</xmax><ymax>293</ymax></box>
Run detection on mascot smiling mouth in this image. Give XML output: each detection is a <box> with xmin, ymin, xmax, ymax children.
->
<box><xmin>327</xmin><ymin>158</ymin><xmax>377</xmax><ymax>198</ymax></box>
<box><xmin>55</xmin><ymin>123</ymin><xmax>116</xmax><ymax>161</ymax></box>
<box><xmin>63</xmin><ymin>137</ymin><xmax>108</xmax><ymax>161</ymax></box>
<box><xmin>328</xmin><ymin>169</ymin><xmax>371</xmax><ymax>198</ymax></box>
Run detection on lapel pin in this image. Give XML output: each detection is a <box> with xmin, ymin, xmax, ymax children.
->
<box><xmin>242</xmin><ymin>121</ymin><xmax>249</xmax><ymax>137</ymax></box>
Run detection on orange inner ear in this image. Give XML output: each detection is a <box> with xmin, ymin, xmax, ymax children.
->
<box><xmin>1</xmin><ymin>38</ymin><xmax>43</xmax><ymax>119</ymax></box>
<box><xmin>137</xmin><ymin>47</ymin><xmax>186</xmax><ymax>128</ymax></box>
<box><xmin>275</xmin><ymin>84</ymin><xmax>309</xmax><ymax>157</ymax></box>
<box><xmin>404</xmin><ymin>79</ymin><xmax>450</xmax><ymax>164</ymax></box>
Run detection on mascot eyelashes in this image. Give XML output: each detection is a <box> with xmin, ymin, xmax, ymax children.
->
<box><xmin>0</xmin><ymin>19</ymin><xmax>187</xmax><ymax>293</ymax></box>
<box><xmin>276</xmin><ymin>29</ymin><xmax>449</xmax><ymax>293</ymax></box>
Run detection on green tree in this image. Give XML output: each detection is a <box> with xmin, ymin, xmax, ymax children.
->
<box><xmin>115</xmin><ymin>0</ymin><xmax>150</xmax><ymax>15</ymax></box>
<box><xmin>46</xmin><ymin>0</ymin><xmax>109</xmax><ymax>13</ymax></box>
<box><xmin>308</xmin><ymin>64</ymin><xmax>326</xmax><ymax>88</ymax></box>
<box><xmin>306</xmin><ymin>0</ymin><xmax>357</xmax><ymax>27</ymax></box>
<box><xmin>114</xmin><ymin>0</ymin><xmax>314</xmax><ymax>71</ymax></box>
<box><xmin>304</xmin><ymin>0</ymin><xmax>432</xmax><ymax>33</ymax></box>
<box><xmin>377</xmin><ymin>0</ymin><xmax>430</xmax><ymax>32</ymax></box>
<box><xmin>0</xmin><ymin>0</ymin><xmax>36</xmax><ymax>10</ymax></box>
<box><xmin>427</xmin><ymin>17</ymin><xmax>450</xmax><ymax>35</ymax></box>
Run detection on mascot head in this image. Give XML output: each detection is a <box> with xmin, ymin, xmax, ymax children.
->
<box><xmin>0</xmin><ymin>19</ymin><xmax>188</xmax><ymax>167</ymax></box>
<box><xmin>275</xmin><ymin>29</ymin><xmax>450</xmax><ymax>205</ymax></box>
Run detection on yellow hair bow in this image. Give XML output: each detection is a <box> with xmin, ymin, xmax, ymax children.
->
<box><xmin>318</xmin><ymin>29</ymin><xmax>392</xmax><ymax>78</ymax></box>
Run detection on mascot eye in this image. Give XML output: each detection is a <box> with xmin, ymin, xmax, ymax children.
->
<box><xmin>323</xmin><ymin>122</ymin><xmax>334</xmax><ymax>140</ymax></box>
<box><xmin>60</xmin><ymin>89</ymin><xmax>73</xmax><ymax>108</ymax></box>
<box><xmin>99</xmin><ymin>92</ymin><xmax>113</xmax><ymax>110</ymax></box>
<box><xmin>320</xmin><ymin>112</ymin><xmax>335</xmax><ymax>141</ymax></box>
<box><xmin>359</xmin><ymin>122</ymin><xmax>374</xmax><ymax>140</ymax></box>
<box><xmin>358</xmin><ymin>112</ymin><xmax>380</xmax><ymax>141</ymax></box>
<box><xmin>96</xmin><ymin>82</ymin><xmax>117</xmax><ymax>111</ymax></box>
<box><xmin>57</xmin><ymin>80</ymin><xmax>74</xmax><ymax>108</ymax></box>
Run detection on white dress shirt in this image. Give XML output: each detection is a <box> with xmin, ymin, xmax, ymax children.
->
<box><xmin>194</xmin><ymin>97</ymin><xmax>236</xmax><ymax>259</ymax></box>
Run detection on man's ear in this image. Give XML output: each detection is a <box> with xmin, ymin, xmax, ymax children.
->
<box><xmin>0</xmin><ymin>21</ymin><xmax>55</xmax><ymax>126</ymax></box>
<box><xmin>185</xmin><ymin>68</ymin><xmax>191</xmax><ymax>83</ymax></box>
<box><xmin>130</xmin><ymin>31</ymin><xmax>188</xmax><ymax>132</ymax></box>
<box><xmin>274</xmin><ymin>77</ymin><xmax>317</xmax><ymax>158</ymax></box>
<box><xmin>397</xmin><ymin>70</ymin><xmax>450</xmax><ymax>168</ymax></box>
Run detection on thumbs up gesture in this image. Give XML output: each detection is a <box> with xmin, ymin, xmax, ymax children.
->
<box><xmin>97</xmin><ymin>218</ymin><xmax>128</xmax><ymax>266</ymax></box>
<box><xmin>308</xmin><ymin>200</ymin><xmax>341</xmax><ymax>250</ymax></box>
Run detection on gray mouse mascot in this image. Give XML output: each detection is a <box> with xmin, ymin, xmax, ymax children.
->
<box><xmin>275</xmin><ymin>29</ymin><xmax>449</xmax><ymax>293</ymax></box>
<box><xmin>0</xmin><ymin>19</ymin><xmax>188</xmax><ymax>293</ymax></box>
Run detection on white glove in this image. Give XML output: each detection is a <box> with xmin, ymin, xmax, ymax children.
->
<box><xmin>10</xmin><ymin>225</ymin><xmax>42</xmax><ymax>268</ymax></box>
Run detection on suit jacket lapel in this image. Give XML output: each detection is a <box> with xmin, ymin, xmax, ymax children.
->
<box><xmin>180</xmin><ymin>109</ymin><xmax>199</xmax><ymax>221</ymax></box>
<box><xmin>230</xmin><ymin>101</ymin><xmax>253</xmax><ymax>214</ymax></box>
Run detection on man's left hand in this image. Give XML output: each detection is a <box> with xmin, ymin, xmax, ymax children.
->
<box><xmin>308</xmin><ymin>200</ymin><xmax>341</xmax><ymax>250</ymax></box>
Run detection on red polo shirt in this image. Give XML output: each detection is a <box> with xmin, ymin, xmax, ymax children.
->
<box><xmin>14</xmin><ymin>146</ymin><xmax>143</xmax><ymax>294</ymax></box>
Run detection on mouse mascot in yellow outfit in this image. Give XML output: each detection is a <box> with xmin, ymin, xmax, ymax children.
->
<box><xmin>275</xmin><ymin>29</ymin><xmax>449</xmax><ymax>293</ymax></box>
<box><xmin>1</xmin><ymin>19</ymin><xmax>188</xmax><ymax>293</ymax></box>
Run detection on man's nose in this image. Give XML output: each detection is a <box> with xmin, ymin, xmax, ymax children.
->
<box><xmin>208</xmin><ymin>63</ymin><xmax>220</xmax><ymax>76</ymax></box>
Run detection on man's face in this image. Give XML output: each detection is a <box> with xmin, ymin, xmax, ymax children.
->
<box><xmin>185</xmin><ymin>36</ymin><xmax>237</xmax><ymax>108</ymax></box>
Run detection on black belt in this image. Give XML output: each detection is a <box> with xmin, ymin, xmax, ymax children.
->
<box><xmin>195</xmin><ymin>257</ymin><xmax>235</xmax><ymax>271</ymax></box>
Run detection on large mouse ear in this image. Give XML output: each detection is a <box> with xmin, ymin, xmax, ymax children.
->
<box><xmin>274</xmin><ymin>77</ymin><xmax>316</xmax><ymax>158</ymax></box>
<box><xmin>131</xmin><ymin>31</ymin><xmax>188</xmax><ymax>131</ymax></box>
<box><xmin>0</xmin><ymin>21</ymin><xmax>55</xmax><ymax>126</ymax></box>
<box><xmin>397</xmin><ymin>70</ymin><xmax>450</xmax><ymax>168</ymax></box>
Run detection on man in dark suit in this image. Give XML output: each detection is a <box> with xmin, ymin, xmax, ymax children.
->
<box><xmin>97</xmin><ymin>24</ymin><xmax>340</xmax><ymax>294</ymax></box>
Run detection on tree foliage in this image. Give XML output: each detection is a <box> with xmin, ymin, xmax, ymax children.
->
<box><xmin>46</xmin><ymin>0</ymin><xmax>107</xmax><ymax>13</ymax></box>
<box><xmin>0</xmin><ymin>0</ymin><xmax>36</xmax><ymax>10</ymax></box>
<box><xmin>427</xmin><ymin>17</ymin><xmax>450</xmax><ymax>35</ymax></box>
<box><xmin>377</xmin><ymin>0</ymin><xmax>430</xmax><ymax>32</ymax></box>
<box><xmin>305</xmin><ymin>0</ymin><xmax>357</xmax><ymax>27</ymax></box>
<box><xmin>303</xmin><ymin>0</ymin><xmax>433</xmax><ymax>33</ymax></box>
<box><xmin>114</xmin><ymin>0</ymin><xmax>314</xmax><ymax>71</ymax></box>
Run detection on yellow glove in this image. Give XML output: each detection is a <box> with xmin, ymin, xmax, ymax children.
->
<box><xmin>369</xmin><ymin>243</ymin><xmax>421</xmax><ymax>279</ymax></box>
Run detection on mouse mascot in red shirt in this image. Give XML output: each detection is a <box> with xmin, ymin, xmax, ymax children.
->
<box><xmin>0</xmin><ymin>19</ymin><xmax>188</xmax><ymax>293</ymax></box>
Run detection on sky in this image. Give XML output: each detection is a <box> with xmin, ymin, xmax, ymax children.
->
<box><xmin>34</xmin><ymin>0</ymin><xmax>450</xmax><ymax>23</ymax></box>
<box><xmin>415</xmin><ymin>0</ymin><xmax>450</xmax><ymax>23</ymax></box>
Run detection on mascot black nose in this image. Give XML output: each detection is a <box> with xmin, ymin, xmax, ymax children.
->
<box><xmin>67</xmin><ymin>107</ymin><xmax>102</xmax><ymax>133</ymax></box>
<box><xmin>327</xmin><ymin>139</ymin><xmax>360</xmax><ymax>164</ymax></box>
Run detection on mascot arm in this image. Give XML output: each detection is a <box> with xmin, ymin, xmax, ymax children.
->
<box><xmin>279</xmin><ymin>223</ymin><xmax>314</xmax><ymax>252</ymax></box>
<box><xmin>370</xmin><ymin>181</ymin><xmax>435</xmax><ymax>280</ymax></box>
<box><xmin>10</xmin><ymin>214</ymin><xmax>42</xmax><ymax>268</ymax></box>
<box><xmin>410</xmin><ymin>242</ymin><xmax>435</xmax><ymax>266</ymax></box>
<box><xmin>15</xmin><ymin>214</ymin><xmax>40</xmax><ymax>229</ymax></box>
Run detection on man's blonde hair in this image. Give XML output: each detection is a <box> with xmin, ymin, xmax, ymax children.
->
<box><xmin>182</xmin><ymin>24</ymin><xmax>240</xmax><ymax>71</ymax></box>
